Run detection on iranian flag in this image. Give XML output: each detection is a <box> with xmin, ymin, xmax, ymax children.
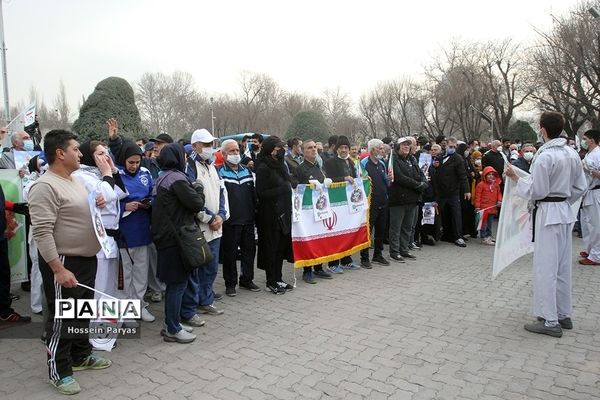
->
<box><xmin>475</xmin><ymin>207</ymin><xmax>492</xmax><ymax>231</ymax></box>
<box><xmin>291</xmin><ymin>179</ymin><xmax>371</xmax><ymax>267</ymax></box>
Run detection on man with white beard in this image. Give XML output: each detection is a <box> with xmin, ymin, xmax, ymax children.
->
<box><xmin>505</xmin><ymin>111</ymin><xmax>586</xmax><ymax>338</ymax></box>
<box><xmin>579</xmin><ymin>129</ymin><xmax>600</xmax><ymax>266</ymax></box>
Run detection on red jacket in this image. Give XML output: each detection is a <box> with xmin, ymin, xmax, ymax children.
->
<box><xmin>475</xmin><ymin>166</ymin><xmax>502</xmax><ymax>215</ymax></box>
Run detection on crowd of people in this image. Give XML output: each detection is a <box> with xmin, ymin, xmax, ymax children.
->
<box><xmin>0</xmin><ymin>111</ymin><xmax>598</xmax><ymax>395</ymax></box>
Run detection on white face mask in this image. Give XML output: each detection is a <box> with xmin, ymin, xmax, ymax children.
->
<box><xmin>227</xmin><ymin>154</ymin><xmax>241</xmax><ymax>165</ymax></box>
<box><xmin>199</xmin><ymin>148</ymin><xmax>214</xmax><ymax>160</ymax></box>
<box><xmin>474</xmin><ymin>146</ymin><xmax>480</xmax><ymax>152</ymax></box>
<box><xmin>474</xmin><ymin>159</ymin><xmax>482</xmax><ymax>166</ymax></box>
<box><xmin>523</xmin><ymin>151</ymin><xmax>534</xmax><ymax>161</ymax></box>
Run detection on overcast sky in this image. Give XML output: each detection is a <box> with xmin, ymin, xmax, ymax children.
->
<box><xmin>1</xmin><ymin>0</ymin><xmax>582</xmax><ymax>113</ymax></box>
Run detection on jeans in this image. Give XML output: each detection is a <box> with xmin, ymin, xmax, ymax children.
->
<box><xmin>164</xmin><ymin>280</ymin><xmax>188</xmax><ymax>334</ymax></box>
<box><xmin>480</xmin><ymin>215</ymin><xmax>494</xmax><ymax>238</ymax></box>
<box><xmin>389</xmin><ymin>204</ymin><xmax>417</xmax><ymax>256</ymax></box>
<box><xmin>181</xmin><ymin>238</ymin><xmax>221</xmax><ymax>318</ymax></box>
<box><xmin>361</xmin><ymin>205</ymin><xmax>387</xmax><ymax>261</ymax></box>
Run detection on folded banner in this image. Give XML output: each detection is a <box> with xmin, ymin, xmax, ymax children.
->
<box><xmin>292</xmin><ymin>179</ymin><xmax>371</xmax><ymax>268</ymax></box>
<box><xmin>492</xmin><ymin>167</ymin><xmax>533</xmax><ymax>279</ymax></box>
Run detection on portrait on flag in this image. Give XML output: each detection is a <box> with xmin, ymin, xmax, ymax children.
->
<box><xmin>292</xmin><ymin>180</ymin><xmax>371</xmax><ymax>267</ymax></box>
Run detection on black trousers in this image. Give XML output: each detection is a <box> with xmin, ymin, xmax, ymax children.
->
<box><xmin>360</xmin><ymin>205</ymin><xmax>387</xmax><ymax>261</ymax></box>
<box><xmin>40</xmin><ymin>254</ymin><xmax>97</xmax><ymax>380</ymax></box>
<box><xmin>261</xmin><ymin>230</ymin><xmax>289</xmax><ymax>286</ymax></box>
<box><xmin>222</xmin><ymin>224</ymin><xmax>256</xmax><ymax>288</ymax></box>
<box><xmin>439</xmin><ymin>195</ymin><xmax>463</xmax><ymax>242</ymax></box>
<box><xmin>328</xmin><ymin>256</ymin><xmax>353</xmax><ymax>267</ymax></box>
<box><xmin>0</xmin><ymin>239</ymin><xmax>12</xmax><ymax>317</ymax></box>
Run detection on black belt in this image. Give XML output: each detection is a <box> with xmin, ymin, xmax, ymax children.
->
<box><xmin>105</xmin><ymin>229</ymin><xmax>120</xmax><ymax>238</ymax></box>
<box><xmin>591</xmin><ymin>185</ymin><xmax>600</xmax><ymax>190</ymax></box>
<box><xmin>532</xmin><ymin>197</ymin><xmax>567</xmax><ymax>242</ymax></box>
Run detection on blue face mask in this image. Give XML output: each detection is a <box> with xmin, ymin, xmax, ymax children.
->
<box><xmin>446</xmin><ymin>147</ymin><xmax>456</xmax><ymax>155</ymax></box>
<box><xmin>376</xmin><ymin>154</ymin><xmax>384</xmax><ymax>160</ymax></box>
<box><xmin>23</xmin><ymin>139</ymin><xmax>34</xmax><ymax>152</ymax></box>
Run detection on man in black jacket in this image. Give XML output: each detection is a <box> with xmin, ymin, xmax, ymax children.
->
<box><xmin>388</xmin><ymin>137</ymin><xmax>428</xmax><ymax>261</ymax></box>
<box><xmin>482</xmin><ymin>140</ymin><xmax>505</xmax><ymax>177</ymax></box>
<box><xmin>432</xmin><ymin>137</ymin><xmax>470</xmax><ymax>247</ymax></box>
<box><xmin>323</xmin><ymin>135</ymin><xmax>359</xmax><ymax>272</ymax></box>
<box><xmin>294</xmin><ymin>140</ymin><xmax>334</xmax><ymax>283</ymax></box>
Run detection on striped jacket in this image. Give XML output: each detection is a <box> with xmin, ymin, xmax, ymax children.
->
<box><xmin>218</xmin><ymin>163</ymin><xmax>257</xmax><ymax>225</ymax></box>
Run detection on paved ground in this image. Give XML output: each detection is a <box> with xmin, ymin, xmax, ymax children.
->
<box><xmin>0</xmin><ymin>236</ymin><xmax>599</xmax><ymax>399</ymax></box>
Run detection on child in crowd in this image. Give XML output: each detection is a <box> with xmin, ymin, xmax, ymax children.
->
<box><xmin>474</xmin><ymin>166</ymin><xmax>502</xmax><ymax>245</ymax></box>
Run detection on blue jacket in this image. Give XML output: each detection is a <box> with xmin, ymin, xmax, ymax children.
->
<box><xmin>118</xmin><ymin>167</ymin><xmax>153</xmax><ymax>248</ymax></box>
<box><xmin>218</xmin><ymin>163</ymin><xmax>256</xmax><ymax>225</ymax></box>
<box><xmin>361</xmin><ymin>157</ymin><xmax>389</xmax><ymax>208</ymax></box>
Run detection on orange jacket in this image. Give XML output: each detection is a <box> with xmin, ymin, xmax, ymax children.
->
<box><xmin>475</xmin><ymin>166</ymin><xmax>502</xmax><ymax>214</ymax></box>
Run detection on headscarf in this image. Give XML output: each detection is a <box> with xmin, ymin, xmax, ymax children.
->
<box><xmin>117</xmin><ymin>140</ymin><xmax>143</xmax><ymax>176</ymax></box>
<box><xmin>157</xmin><ymin>143</ymin><xmax>186</xmax><ymax>172</ymax></box>
<box><xmin>78</xmin><ymin>140</ymin><xmax>97</xmax><ymax>167</ymax></box>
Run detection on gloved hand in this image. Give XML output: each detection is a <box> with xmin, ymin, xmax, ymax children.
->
<box><xmin>12</xmin><ymin>202</ymin><xmax>29</xmax><ymax>216</ymax></box>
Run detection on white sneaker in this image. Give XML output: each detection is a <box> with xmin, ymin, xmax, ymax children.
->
<box><xmin>162</xmin><ymin>323</ymin><xmax>193</xmax><ymax>334</ymax></box>
<box><xmin>141</xmin><ymin>308</ymin><xmax>155</xmax><ymax>322</ymax></box>
<box><xmin>162</xmin><ymin>328</ymin><xmax>196</xmax><ymax>343</ymax></box>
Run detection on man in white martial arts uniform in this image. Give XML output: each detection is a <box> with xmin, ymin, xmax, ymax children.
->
<box><xmin>579</xmin><ymin>129</ymin><xmax>600</xmax><ymax>266</ymax></box>
<box><xmin>505</xmin><ymin>111</ymin><xmax>586</xmax><ymax>338</ymax></box>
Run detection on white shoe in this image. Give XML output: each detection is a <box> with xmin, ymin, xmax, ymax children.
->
<box><xmin>162</xmin><ymin>328</ymin><xmax>196</xmax><ymax>343</ymax></box>
<box><xmin>162</xmin><ymin>323</ymin><xmax>193</xmax><ymax>334</ymax></box>
<box><xmin>141</xmin><ymin>308</ymin><xmax>155</xmax><ymax>322</ymax></box>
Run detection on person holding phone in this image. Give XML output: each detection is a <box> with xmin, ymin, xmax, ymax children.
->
<box><xmin>116</xmin><ymin>141</ymin><xmax>155</xmax><ymax>322</ymax></box>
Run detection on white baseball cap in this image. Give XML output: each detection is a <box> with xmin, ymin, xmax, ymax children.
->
<box><xmin>191</xmin><ymin>129</ymin><xmax>216</xmax><ymax>144</ymax></box>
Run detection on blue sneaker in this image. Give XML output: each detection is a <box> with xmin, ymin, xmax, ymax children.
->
<box><xmin>342</xmin><ymin>262</ymin><xmax>360</xmax><ymax>270</ymax></box>
<box><xmin>330</xmin><ymin>265</ymin><xmax>344</xmax><ymax>274</ymax></box>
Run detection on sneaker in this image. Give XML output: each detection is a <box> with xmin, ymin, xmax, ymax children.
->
<box><xmin>72</xmin><ymin>354</ymin><xmax>112</xmax><ymax>371</ymax></box>
<box><xmin>161</xmin><ymin>323</ymin><xmax>194</xmax><ymax>336</ymax></box>
<box><xmin>400</xmin><ymin>253</ymin><xmax>416</xmax><ymax>260</ymax></box>
<box><xmin>454</xmin><ymin>238</ymin><xmax>467</xmax><ymax>247</ymax></box>
<box><xmin>303</xmin><ymin>271</ymin><xmax>317</xmax><ymax>284</ymax></box>
<box><xmin>408</xmin><ymin>242</ymin><xmax>421</xmax><ymax>250</ymax></box>
<box><xmin>277</xmin><ymin>281</ymin><xmax>294</xmax><ymax>291</ymax></box>
<box><xmin>524</xmin><ymin>320</ymin><xmax>563</xmax><ymax>338</ymax></box>
<box><xmin>9</xmin><ymin>293</ymin><xmax>19</xmax><ymax>301</ymax></box>
<box><xmin>313</xmin><ymin>269</ymin><xmax>333</xmax><ymax>279</ymax></box>
<box><xmin>266</xmin><ymin>283</ymin><xmax>286</xmax><ymax>295</ymax></box>
<box><xmin>341</xmin><ymin>262</ymin><xmax>360</xmax><ymax>270</ymax></box>
<box><xmin>481</xmin><ymin>237</ymin><xmax>494</xmax><ymax>246</ymax></box>
<box><xmin>162</xmin><ymin>328</ymin><xmax>196</xmax><ymax>343</ymax></box>
<box><xmin>372</xmin><ymin>255</ymin><xmax>390</xmax><ymax>266</ymax></box>
<box><xmin>360</xmin><ymin>259</ymin><xmax>372</xmax><ymax>269</ymax></box>
<box><xmin>389</xmin><ymin>254</ymin><xmax>406</xmax><ymax>263</ymax></box>
<box><xmin>50</xmin><ymin>376</ymin><xmax>81</xmax><ymax>395</ymax></box>
<box><xmin>489</xmin><ymin>237</ymin><xmax>496</xmax><ymax>243</ymax></box>
<box><xmin>329</xmin><ymin>265</ymin><xmax>344</xmax><ymax>274</ymax></box>
<box><xmin>225</xmin><ymin>287</ymin><xmax>237</xmax><ymax>297</ymax></box>
<box><xmin>0</xmin><ymin>311</ymin><xmax>31</xmax><ymax>323</ymax></box>
<box><xmin>239</xmin><ymin>281</ymin><xmax>261</xmax><ymax>292</ymax></box>
<box><xmin>537</xmin><ymin>316</ymin><xmax>573</xmax><ymax>330</ymax></box>
<box><xmin>198</xmin><ymin>304</ymin><xmax>224</xmax><ymax>315</ymax></box>
<box><xmin>181</xmin><ymin>314</ymin><xmax>206</xmax><ymax>327</ymax></box>
<box><xmin>150</xmin><ymin>291</ymin><xmax>162</xmax><ymax>303</ymax></box>
<box><xmin>141</xmin><ymin>308</ymin><xmax>155</xmax><ymax>322</ymax></box>
<box><xmin>213</xmin><ymin>292</ymin><xmax>224</xmax><ymax>301</ymax></box>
